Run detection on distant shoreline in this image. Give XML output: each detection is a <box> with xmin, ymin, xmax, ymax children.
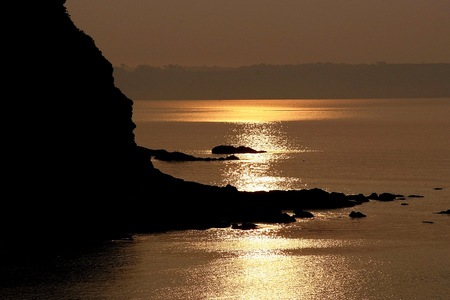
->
<box><xmin>114</xmin><ymin>63</ymin><xmax>450</xmax><ymax>100</ymax></box>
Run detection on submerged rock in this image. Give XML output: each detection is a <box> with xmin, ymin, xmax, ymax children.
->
<box><xmin>212</xmin><ymin>145</ymin><xmax>266</xmax><ymax>154</ymax></box>
<box><xmin>408</xmin><ymin>194</ymin><xmax>424</xmax><ymax>198</ymax></box>
<box><xmin>435</xmin><ymin>209</ymin><xmax>450</xmax><ymax>214</ymax></box>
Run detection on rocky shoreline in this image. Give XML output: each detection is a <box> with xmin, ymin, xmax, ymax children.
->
<box><xmin>6</xmin><ymin>1</ymin><xmax>443</xmax><ymax>255</ymax></box>
<box><xmin>132</xmin><ymin>163</ymin><xmax>411</xmax><ymax>233</ymax></box>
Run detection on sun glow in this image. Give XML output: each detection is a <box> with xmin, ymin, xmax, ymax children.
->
<box><xmin>133</xmin><ymin>99</ymin><xmax>354</xmax><ymax>123</ymax></box>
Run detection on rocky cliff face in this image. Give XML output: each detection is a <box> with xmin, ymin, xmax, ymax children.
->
<box><xmin>5</xmin><ymin>0</ymin><xmax>151</xmax><ymax>247</ymax></box>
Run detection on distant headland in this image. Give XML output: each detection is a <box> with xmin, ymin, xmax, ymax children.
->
<box><xmin>114</xmin><ymin>63</ymin><xmax>450</xmax><ymax>100</ymax></box>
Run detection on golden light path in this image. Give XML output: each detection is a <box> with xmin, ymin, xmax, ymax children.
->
<box><xmin>127</xmin><ymin>225</ymin><xmax>375</xmax><ymax>299</ymax></box>
<box><xmin>219</xmin><ymin>121</ymin><xmax>307</xmax><ymax>192</ymax></box>
<box><xmin>197</xmin><ymin>228</ymin><xmax>357</xmax><ymax>300</ymax></box>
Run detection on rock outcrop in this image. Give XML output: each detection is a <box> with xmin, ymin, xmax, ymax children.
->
<box><xmin>143</xmin><ymin>147</ymin><xmax>239</xmax><ymax>162</ymax></box>
<box><xmin>212</xmin><ymin>145</ymin><xmax>267</xmax><ymax>154</ymax></box>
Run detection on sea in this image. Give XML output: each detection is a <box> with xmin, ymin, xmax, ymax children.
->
<box><xmin>2</xmin><ymin>98</ymin><xmax>449</xmax><ymax>299</ymax></box>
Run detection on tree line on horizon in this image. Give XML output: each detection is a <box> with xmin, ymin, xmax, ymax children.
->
<box><xmin>114</xmin><ymin>62</ymin><xmax>450</xmax><ymax>100</ymax></box>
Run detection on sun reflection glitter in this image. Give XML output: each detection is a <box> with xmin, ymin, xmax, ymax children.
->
<box><xmin>191</xmin><ymin>227</ymin><xmax>364</xmax><ymax>300</ymax></box>
<box><xmin>220</xmin><ymin>122</ymin><xmax>304</xmax><ymax>191</ymax></box>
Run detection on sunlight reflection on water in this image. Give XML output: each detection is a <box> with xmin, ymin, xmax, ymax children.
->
<box><xmin>133</xmin><ymin>99</ymin><xmax>361</xmax><ymax>123</ymax></box>
<box><xmin>132</xmin><ymin>227</ymin><xmax>384</xmax><ymax>300</ymax></box>
<box><xmin>219</xmin><ymin>121</ymin><xmax>312</xmax><ymax>191</ymax></box>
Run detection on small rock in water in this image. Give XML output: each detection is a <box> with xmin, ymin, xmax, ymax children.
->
<box><xmin>422</xmin><ymin>221</ymin><xmax>434</xmax><ymax>224</ymax></box>
<box><xmin>349</xmin><ymin>211</ymin><xmax>366</xmax><ymax>218</ymax></box>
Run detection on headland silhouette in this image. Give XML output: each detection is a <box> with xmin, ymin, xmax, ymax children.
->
<box><xmin>4</xmin><ymin>1</ymin><xmax>437</xmax><ymax>256</ymax></box>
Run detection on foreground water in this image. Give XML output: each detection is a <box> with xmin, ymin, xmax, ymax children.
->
<box><xmin>2</xmin><ymin>99</ymin><xmax>449</xmax><ymax>299</ymax></box>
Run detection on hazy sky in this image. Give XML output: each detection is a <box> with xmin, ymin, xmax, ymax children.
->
<box><xmin>66</xmin><ymin>0</ymin><xmax>450</xmax><ymax>67</ymax></box>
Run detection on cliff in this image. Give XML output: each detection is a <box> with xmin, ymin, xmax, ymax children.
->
<box><xmin>5</xmin><ymin>0</ymin><xmax>151</xmax><ymax>247</ymax></box>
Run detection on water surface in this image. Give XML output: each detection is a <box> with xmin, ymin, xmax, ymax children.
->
<box><xmin>2</xmin><ymin>99</ymin><xmax>449</xmax><ymax>299</ymax></box>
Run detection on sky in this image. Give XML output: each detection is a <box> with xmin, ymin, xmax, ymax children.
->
<box><xmin>66</xmin><ymin>0</ymin><xmax>450</xmax><ymax>67</ymax></box>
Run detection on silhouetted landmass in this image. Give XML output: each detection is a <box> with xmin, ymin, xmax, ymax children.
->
<box><xmin>4</xmin><ymin>1</ymin><xmax>418</xmax><ymax>256</ymax></box>
<box><xmin>114</xmin><ymin>63</ymin><xmax>450</xmax><ymax>100</ymax></box>
<box><xmin>6</xmin><ymin>0</ymin><xmax>144</xmax><ymax>250</ymax></box>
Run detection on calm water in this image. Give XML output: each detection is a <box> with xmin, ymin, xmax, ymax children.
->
<box><xmin>2</xmin><ymin>99</ymin><xmax>449</xmax><ymax>299</ymax></box>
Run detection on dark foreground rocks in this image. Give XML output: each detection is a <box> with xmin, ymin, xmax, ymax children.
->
<box><xmin>133</xmin><ymin>171</ymin><xmax>408</xmax><ymax>233</ymax></box>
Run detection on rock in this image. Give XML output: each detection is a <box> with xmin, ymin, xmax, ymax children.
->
<box><xmin>224</xmin><ymin>184</ymin><xmax>239</xmax><ymax>192</ymax></box>
<box><xmin>347</xmin><ymin>194</ymin><xmax>370</xmax><ymax>204</ymax></box>
<box><xmin>293</xmin><ymin>209</ymin><xmax>314</xmax><ymax>218</ymax></box>
<box><xmin>231</xmin><ymin>222</ymin><xmax>258</xmax><ymax>230</ymax></box>
<box><xmin>433</xmin><ymin>187</ymin><xmax>443</xmax><ymax>190</ymax></box>
<box><xmin>212</xmin><ymin>145</ymin><xmax>266</xmax><ymax>154</ymax></box>
<box><xmin>368</xmin><ymin>193</ymin><xmax>379</xmax><ymax>200</ymax></box>
<box><xmin>422</xmin><ymin>221</ymin><xmax>434</xmax><ymax>224</ymax></box>
<box><xmin>146</xmin><ymin>148</ymin><xmax>239</xmax><ymax>162</ymax></box>
<box><xmin>401</xmin><ymin>203</ymin><xmax>409</xmax><ymax>206</ymax></box>
<box><xmin>349</xmin><ymin>211</ymin><xmax>366</xmax><ymax>218</ymax></box>
<box><xmin>378</xmin><ymin>193</ymin><xmax>396</xmax><ymax>201</ymax></box>
<box><xmin>408</xmin><ymin>194</ymin><xmax>424</xmax><ymax>198</ymax></box>
<box><xmin>435</xmin><ymin>209</ymin><xmax>450</xmax><ymax>214</ymax></box>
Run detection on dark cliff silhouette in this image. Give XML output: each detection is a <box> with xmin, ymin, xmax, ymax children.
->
<box><xmin>5</xmin><ymin>0</ymin><xmax>147</xmax><ymax>248</ymax></box>
<box><xmin>114</xmin><ymin>63</ymin><xmax>450</xmax><ymax>100</ymax></box>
